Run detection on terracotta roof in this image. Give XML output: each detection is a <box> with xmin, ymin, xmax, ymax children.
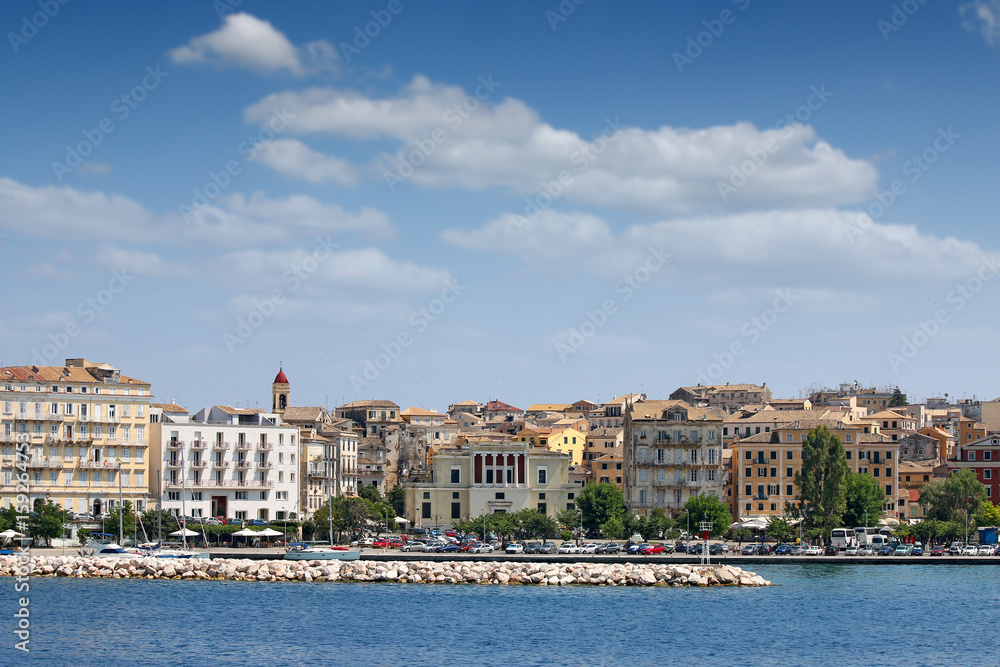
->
<box><xmin>152</xmin><ymin>403</ymin><xmax>188</xmax><ymax>413</ymax></box>
<box><xmin>628</xmin><ymin>399</ymin><xmax>725</xmax><ymax>422</ymax></box>
<box><xmin>0</xmin><ymin>363</ymin><xmax>149</xmax><ymax>386</ymax></box>
<box><xmin>484</xmin><ymin>400</ymin><xmax>522</xmax><ymax>412</ymax></box>
<box><xmin>451</xmin><ymin>400</ymin><xmax>481</xmax><ymax>406</ymax></box>
<box><xmin>527</xmin><ymin>403</ymin><xmax>569</xmax><ymax>412</ymax></box>
<box><xmin>280</xmin><ymin>406</ymin><xmax>326</xmax><ymax>422</ymax></box>
<box><xmin>215</xmin><ymin>405</ymin><xmax>265</xmax><ymax>415</ymax></box>
<box><xmin>338</xmin><ymin>399</ymin><xmax>400</xmax><ymax>409</ymax></box>
<box><xmin>401</xmin><ymin>406</ymin><xmax>444</xmax><ymax>416</ymax></box>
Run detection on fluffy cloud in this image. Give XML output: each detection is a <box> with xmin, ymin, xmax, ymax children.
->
<box><xmin>961</xmin><ymin>0</ymin><xmax>1000</xmax><ymax>46</ymax></box>
<box><xmin>169</xmin><ymin>13</ymin><xmax>338</xmax><ymax>77</ymax></box>
<box><xmin>244</xmin><ymin>75</ymin><xmax>878</xmax><ymax>213</ymax></box>
<box><xmin>444</xmin><ymin>207</ymin><xmax>993</xmax><ymax>287</ymax></box>
<box><xmin>254</xmin><ymin>139</ymin><xmax>358</xmax><ymax>185</ymax></box>
<box><xmin>0</xmin><ymin>178</ymin><xmax>395</xmax><ymax>245</ymax></box>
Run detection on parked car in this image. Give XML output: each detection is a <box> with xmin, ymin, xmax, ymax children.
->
<box><xmin>505</xmin><ymin>543</ymin><xmax>525</xmax><ymax>554</ymax></box>
<box><xmin>824</xmin><ymin>545</ymin><xmax>839</xmax><ymax>556</ymax></box>
<box><xmin>949</xmin><ymin>542</ymin><xmax>965</xmax><ymax>555</ymax></box>
<box><xmin>788</xmin><ymin>545</ymin><xmax>805</xmax><ymax>555</ymax></box>
<box><xmin>227</xmin><ymin>518</ymin><xmax>245</xmax><ymax>526</ymax></box>
<box><xmin>758</xmin><ymin>544</ymin><xmax>773</xmax><ymax>555</ymax></box>
<box><xmin>420</xmin><ymin>541</ymin><xmax>443</xmax><ymax>552</ymax></box>
<box><xmin>857</xmin><ymin>545</ymin><xmax>875</xmax><ymax>556</ymax></box>
<box><xmin>774</xmin><ymin>543</ymin><xmax>793</xmax><ymax>555</ymax></box>
<box><xmin>930</xmin><ymin>545</ymin><xmax>945</xmax><ymax>556</ymax></box>
<box><xmin>435</xmin><ymin>543</ymin><xmax>460</xmax><ymax>553</ymax></box>
<box><xmin>371</xmin><ymin>538</ymin><xmax>389</xmax><ymax>548</ymax></box>
<box><xmin>994</xmin><ymin>545</ymin><xmax>1000</xmax><ymax>556</ymax></box>
<box><xmin>978</xmin><ymin>544</ymin><xmax>993</xmax><ymax>556</ymax></box>
<box><xmin>894</xmin><ymin>544</ymin><xmax>911</xmax><ymax>556</ymax></box>
<box><xmin>741</xmin><ymin>544</ymin><xmax>758</xmax><ymax>555</ymax></box>
<box><xmin>910</xmin><ymin>545</ymin><xmax>923</xmax><ymax>556</ymax></box>
<box><xmin>602</xmin><ymin>542</ymin><xmax>622</xmax><ymax>554</ymax></box>
<box><xmin>558</xmin><ymin>542</ymin><xmax>579</xmax><ymax>554</ymax></box>
<box><xmin>524</xmin><ymin>542</ymin><xmax>542</xmax><ymax>554</ymax></box>
<box><xmin>674</xmin><ymin>542</ymin><xmax>690</xmax><ymax>554</ymax></box>
<box><xmin>845</xmin><ymin>545</ymin><xmax>859</xmax><ymax>556</ymax></box>
<box><xmin>459</xmin><ymin>542</ymin><xmax>479</xmax><ymax>553</ymax></box>
<box><xmin>249</xmin><ymin>519</ymin><xmax>267</xmax><ymax>526</ymax></box>
<box><xmin>401</xmin><ymin>540</ymin><xmax>426</xmax><ymax>552</ymax></box>
<box><xmin>470</xmin><ymin>543</ymin><xmax>494</xmax><ymax>554</ymax></box>
<box><xmin>640</xmin><ymin>544</ymin><xmax>665</xmax><ymax>555</ymax></box>
<box><xmin>804</xmin><ymin>545</ymin><xmax>822</xmax><ymax>556</ymax></box>
<box><xmin>578</xmin><ymin>543</ymin><xmax>600</xmax><ymax>554</ymax></box>
<box><xmin>709</xmin><ymin>543</ymin><xmax>727</xmax><ymax>555</ymax></box>
<box><xmin>962</xmin><ymin>545</ymin><xmax>978</xmax><ymax>556</ymax></box>
<box><xmin>357</xmin><ymin>537</ymin><xmax>375</xmax><ymax>548</ymax></box>
<box><xmin>878</xmin><ymin>545</ymin><xmax>896</xmax><ymax>556</ymax></box>
<box><xmin>626</xmin><ymin>543</ymin><xmax>648</xmax><ymax>555</ymax></box>
<box><xmin>203</xmin><ymin>517</ymin><xmax>223</xmax><ymax>525</ymax></box>
<box><xmin>688</xmin><ymin>543</ymin><xmax>704</xmax><ymax>555</ymax></box>
<box><xmin>539</xmin><ymin>542</ymin><xmax>557</xmax><ymax>554</ymax></box>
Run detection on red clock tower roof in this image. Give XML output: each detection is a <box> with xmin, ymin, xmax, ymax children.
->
<box><xmin>273</xmin><ymin>369</ymin><xmax>288</xmax><ymax>384</ymax></box>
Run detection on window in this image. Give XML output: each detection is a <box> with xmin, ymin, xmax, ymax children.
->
<box><xmin>770</xmin><ymin>467</ymin><xmax>777</xmax><ymax>477</ymax></box>
<box><xmin>451</xmin><ymin>502</ymin><xmax>461</xmax><ymax>519</ymax></box>
<box><xmin>744</xmin><ymin>467</ymin><xmax>752</xmax><ymax>478</ymax></box>
<box><xmin>452</xmin><ymin>491</ymin><xmax>460</xmax><ymax>499</ymax></box>
<box><xmin>537</xmin><ymin>503</ymin><xmax>547</xmax><ymax>514</ymax></box>
<box><xmin>770</xmin><ymin>451</ymin><xmax>777</xmax><ymax>460</ymax></box>
<box><xmin>192</xmin><ymin>492</ymin><xmax>202</xmax><ymax>501</ymax></box>
<box><xmin>423</xmin><ymin>492</ymin><xmax>431</xmax><ymax>499</ymax></box>
<box><xmin>422</xmin><ymin>502</ymin><xmax>431</xmax><ymax>519</ymax></box>
<box><xmin>168</xmin><ymin>491</ymin><xmax>179</xmax><ymax>501</ymax></box>
<box><xmin>450</xmin><ymin>468</ymin><xmax>461</xmax><ymax>484</ymax></box>
<box><xmin>744</xmin><ymin>451</ymin><xmax>751</xmax><ymax>460</ymax></box>
<box><xmin>537</xmin><ymin>468</ymin><xmax>547</xmax><ymax>485</ymax></box>
<box><xmin>786</xmin><ymin>484</ymin><xmax>793</xmax><ymax>495</ymax></box>
<box><xmin>495</xmin><ymin>492</ymin><xmax>505</xmax><ymax>499</ymax></box>
<box><xmin>786</xmin><ymin>467</ymin><xmax>793</xmax><ymax>477</ymax></box>
<box><xmin>986</xmin><ymin>451</ymin><xmax>993</xmax><ymax>461</ymax></box>
<box><xmin>235</xmin><ymin>491</ymin><xmax>247</xmax><ymax>500</ymax></box>
<box><xmin>968</xmin><ymin>451</ymin><xmax>976</xmax><ymax>461</ymax></box>
<box><xmin>984</xmin><ymin>469</ymin><xmax>992</xmax><ymax>480</ymax></box>
<box><xmin>846</xmin><ymin>451</ymin><xmax>852</xmax><ymax>460</ymax></box>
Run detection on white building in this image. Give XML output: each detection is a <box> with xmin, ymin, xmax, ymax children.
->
<box><xmin>150</xmin><ymin>405</ymin><xmax>300</xmax><ymax>522</ymax></box>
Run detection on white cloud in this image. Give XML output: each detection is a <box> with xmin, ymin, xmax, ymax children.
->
<box><xmin>0</xmin><ymin>178</ymin><xmax>395</xmax><ymax>245</ymax></box>
<box><xmin>169</xmin><ymin>13</ymin><xmax>338</xmax><ymax>77</ymax></box>
<box><xmin>244</xmin><ymin>75</ymin><xmax>878</xmax><ymax>213</ymax></box>
<box><xmin>254</xmin><ymin>139</ymin><xmax>358</xmax><ymax>185</ymax></box>
<box><xmin>93</xmin><ymin>245</ymin><xmax>189</xmax><ymax>279</ymax></box>
<box><xmin>77</xmin><ymin>162</ymin><xmax>112</xmax><ymax>177</ymax></box>
<box><xmin>961</xmin><ymin>0</ymin><xmax>1000</xmax><ymax>46</ymax></box>
<box><xmin>444</xmin><ymin>207</ymin><xmax>993</xmax><ymax>287</ymax></box>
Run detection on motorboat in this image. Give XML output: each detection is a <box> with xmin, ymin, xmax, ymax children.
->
<box><xmin>80</xmin><ymin>533</ymin><xmax>133</xmax><ymax>558</ymax></box>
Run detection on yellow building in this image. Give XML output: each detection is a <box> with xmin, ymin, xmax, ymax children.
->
<box><xmin>547</xmin><ymin>427</ymin><xmax>588</xmax><ymax>465</ymax></box>
<box><xmin>1</xmin><ymin>358</ymin><xmax>152</xmax><ymax>515</ymax></box>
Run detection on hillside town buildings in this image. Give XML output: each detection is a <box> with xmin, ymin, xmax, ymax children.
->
<box><xmin>5</xmin><ymin>358</ymin><xmax>1000</xmax><ymax>533</ymax></box>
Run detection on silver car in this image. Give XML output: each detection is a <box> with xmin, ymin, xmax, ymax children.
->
<box><xmin>401</xmin><ymin>540</ymin><xmax>427</xmax><ymax>552</ymax></box>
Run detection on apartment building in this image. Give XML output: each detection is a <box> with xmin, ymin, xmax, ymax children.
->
<box><xmin>150</xmin><ymin>405</ymin><xmax>299</xmax><ymax>522</ymax></box>
<box><xmin>732</xmin><ymin>418</ymin><xmax>900</xmax><ymax>520</ymax></box>
<box><xmin>623</xmin><ymin>399</ymin><xmax>726</xmax><ymax>516</ymax></box>
<box><xmin>670</xmin><ymin>383</ymin><xmax>771</xmax><ymax>413</ymax></box>
<box><xmin>948</xmin><ymin>435</ymin><xmax>1000</xmax><ymax>506</ymax></box>
<box><xmin>1</xmin><ymin>358</ymin><xmax>152</xmax><ymax>515</ymax></box>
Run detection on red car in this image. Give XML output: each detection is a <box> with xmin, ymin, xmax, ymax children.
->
<box><xmin>371</xmin><ymin>538</ymin><xmax>389</xmax><ymax>548</ymax></box>
<box><xmin>459</xmin><ymin>542</ymin><xmax>480</xmax><ymax>552</ymax></box>
<box><xmin>388</xmin><ymin>538</ymin><xmax>403</xmax><ymax>548</ymax></box>
<box><xmin>640</xmin><ymin>544</ymin><xmax>665</xmax><ymax>555</ymax></box>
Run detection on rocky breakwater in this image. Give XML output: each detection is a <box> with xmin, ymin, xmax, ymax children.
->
<box><xmin>0</xmin><ymin>556</ymin><xmax>770</xmax><ymax>587</ymax></box>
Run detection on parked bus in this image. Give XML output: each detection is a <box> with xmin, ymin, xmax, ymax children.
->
<box><xmin>830</xmin><ymin>528</ymin><xmax>856</xmax><ymax>550</ymax></box>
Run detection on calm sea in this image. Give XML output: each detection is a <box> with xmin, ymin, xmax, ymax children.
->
<box><xmin>4</xmin><ymin>564</ymin><xmax>999</xmax><ymax>666</ymax></box>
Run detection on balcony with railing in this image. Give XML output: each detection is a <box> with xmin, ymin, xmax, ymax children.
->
<box><xmin>25</xmin><ymin>457</ymin><xmax>64</xmax><ymax>469</ymax></box>
<box><xmin>167</xmin><ymin>440</ymin><xmax>184</xmax><ymax>449</ymax></box>
<box><xmin>256</xmin><ymin>442</ymin><xmax>273</xmax><ymax>451</ymax></box>
<box><xmin>190</xmin><ymin>460</ymin><xmax>208</xmax><ymax>469</ymax></box>
<box><xmin>307</xmin><ymin>465</ymin><xmax>327</xmax><ymax>478</ymax></box>
<box><xmin>190</xmin><ymin>440</ymin><xmax>208</xmax><ymax>450</ymax></box>
<box><xmin>165</xmin><ymin>459</ymin><xmax>183</xmax><ymax>468</ymax></box>
<box><xmin>212</xmin><ymin>441</ymin><xmax>230</xmax><ymax>450</ymax></box>
<box><xmin>235</xmin><ymin>442</ymin><xmax>251</xmax><ymax>451</ymax></box>
<box><xmin>76</xmin><ymin>459</ymin><xmax>116</xmax><ymax>470</ymax></box>
<box><xmin>255</xmin><ymin>461</ymin><xmax>272</xmax><ymax>470</ymax></box>
<box><xmin>235</xmin><ymin>460</ymin><xmax>252</xmax><ymax>469</ymax></box>
<box><xmin>212</xmin><ymin>459</ymin><xmax>227</xmax><ymax>469</ymax></box>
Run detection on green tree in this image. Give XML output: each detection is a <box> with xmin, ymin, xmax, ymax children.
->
<box><xmin>681</xmin><ymin>494</ymin><xmax>731</xmax><ymax>538</ymax></box>
<box><xmin>732</xmin><ymin>528</ymin><xmax>752</xmax><ymax>545</ymax></box>
<box><xmin>888</xmin><ymin>387</ymin><xmax>908</xmax><ymax>407</ymax></box>
<box><xmin>919</xmin><ymin>469</ymin><xmax>986</xmax><ymax>523</ymax></box>
<box><xmin>102</xmin><ymin>501</ymin><xmax>136</xmax><ymax>542</ymax></box>
<box><xmin>648</xmin><ymin>508</ymin><xmax>676</xmax><ymax>538</ymax></box>
<box><xmin>386</xmin><ymin>486</ymin><xmax>406</xmax><ymax>519</ymax></box>
<box><xmin>974</xmin><ymin>502</ymin><xmax>1000</xmax><ymax>528</ymax></box>
<box><xmin>766</xmin><ymin>516</ymin><xmax>794</xmax><ymax>542</ymax></box>
<box><xmin>600</xmin><ymin>516</ymin><xmax>624</xmax><ymax>540</ymax></box>
<box><xmin>795</xmin><ymin>426</ymin><xmax>849</xmax><ymax>533</ymax></box>
<box><xmin>575</xmin><ymin>482</ymin><xmax>626</xmax><ymax>531</ymax></box>
<box><xmin>555</xmin><ymin>508</ymin><xmax>582</xmax><ymax>532</ymax></box>
<box><xmin>29</xmin><ymin>500</ymin><xmax>67</xmax><ymax>547</ymax></box>
<box><xmin>140</xmin><ymin>509</ymin><xmax>179</xmax><ymax>541</ymax></box>
<box><xmin>358</xmin><ymin>484</ymin><xmax>382</xmax><ymax>504</ymax></box>
<box><xmin>843</xmin><ymin>472</ymin><xmax>885</xmax><ymax>529</ymax></box>
<box><xmin>520</xmin><ymin>509</ymin><xmax>558</xmax><ymax>539</ymax></box>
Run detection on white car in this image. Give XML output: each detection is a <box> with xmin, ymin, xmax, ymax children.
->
<box><xmin>505</xmin><ymin>543</ymin><xmax>525</xmax><ymax>554</ymax></box>
<box><xmin>470</xmin><ymin>543</ymin><xmax>494</xmax><ymax>553</ymax></box>
<box><xmin>401</xmin><ymin>541</ymin><xmax>426</xmax><ymax>552</ymax></box>
<box><xmin>557</xmin><ymin>542</ymin><xmax>578</xmax><ymax>554</ymax></box>
<box><xmin>804</xmin><ymin>545</ymin><xmax>822</xmax><ymax>556</ymax></box>
<box><xmin>962</xmin><ymin>545</ymin><xmax>978</xmax><ymax>556</ymax></box>
<box><xmin>578</xmin><ymin>543</ymin><xmax>600</xmax><ymax>554</ymax></box>
<box><xmin>845</xmin><ymin>545</ymin><xmax>859</xmax><ymax>556</ymax></box>
<box><xmin>978</xmin><ymin>544</ymin><xmax>993</xmax><ymax>556</ymax></box>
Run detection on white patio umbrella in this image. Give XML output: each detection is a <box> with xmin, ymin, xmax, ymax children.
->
<box><xmin>0</xmin><ymin>529</ymin><xmax>25</xmax><ymax>538</ymax></box>
<box><xmin>232</xmin><ymin>529</ymin><xmax>261</xmax><ymax>537</ymax></box>
<box><xmin>169</xmin><ymin>528</ymin><xmax>199</xmax><ymax>537</ymax></box>
<box><xmin>257</xmin><ymin>528</ymin><xmax>282</xmax><ymax>537</ymax></box>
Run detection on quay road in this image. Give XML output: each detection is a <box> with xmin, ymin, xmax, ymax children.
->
<box><xmin>27</xmin><ymin>546</ymin><xmax>1000</xmax><ymax>565</ymax></box>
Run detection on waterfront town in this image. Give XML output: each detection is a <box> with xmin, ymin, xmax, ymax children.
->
<box><xmin>1</xmin><ymin>357</ymin><xmax>998</xmax><ymax>546</ymax></box>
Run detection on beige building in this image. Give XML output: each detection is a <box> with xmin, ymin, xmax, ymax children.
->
<box><xmin>623</xmin><ymin>399</ymin><xmax>726</xmax><ymax>516</ymax></box>
<box><xmin>1</xmin><ymin>358</ymin><xmax>152</xmax><ymax>515</ymax></box>
<box><xmin>670</xmin><ymin>383</ymin><xmax>771</xmax><ymax>413</ymax></box>
<box><xmin>403</xmin><ymin>436</ymin><xmax>577</xmax><ymax>529</ymax></box>
<box><xmin>732</xmin><ymin>417</ymin><xmax>901</xmax><ymax>520</ymax></box>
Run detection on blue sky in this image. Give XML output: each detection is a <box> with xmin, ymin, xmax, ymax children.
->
<box><xmin>2</xmin><ymin>0</ymin><xmax>999</xmax><ymax>412</ymax></box>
